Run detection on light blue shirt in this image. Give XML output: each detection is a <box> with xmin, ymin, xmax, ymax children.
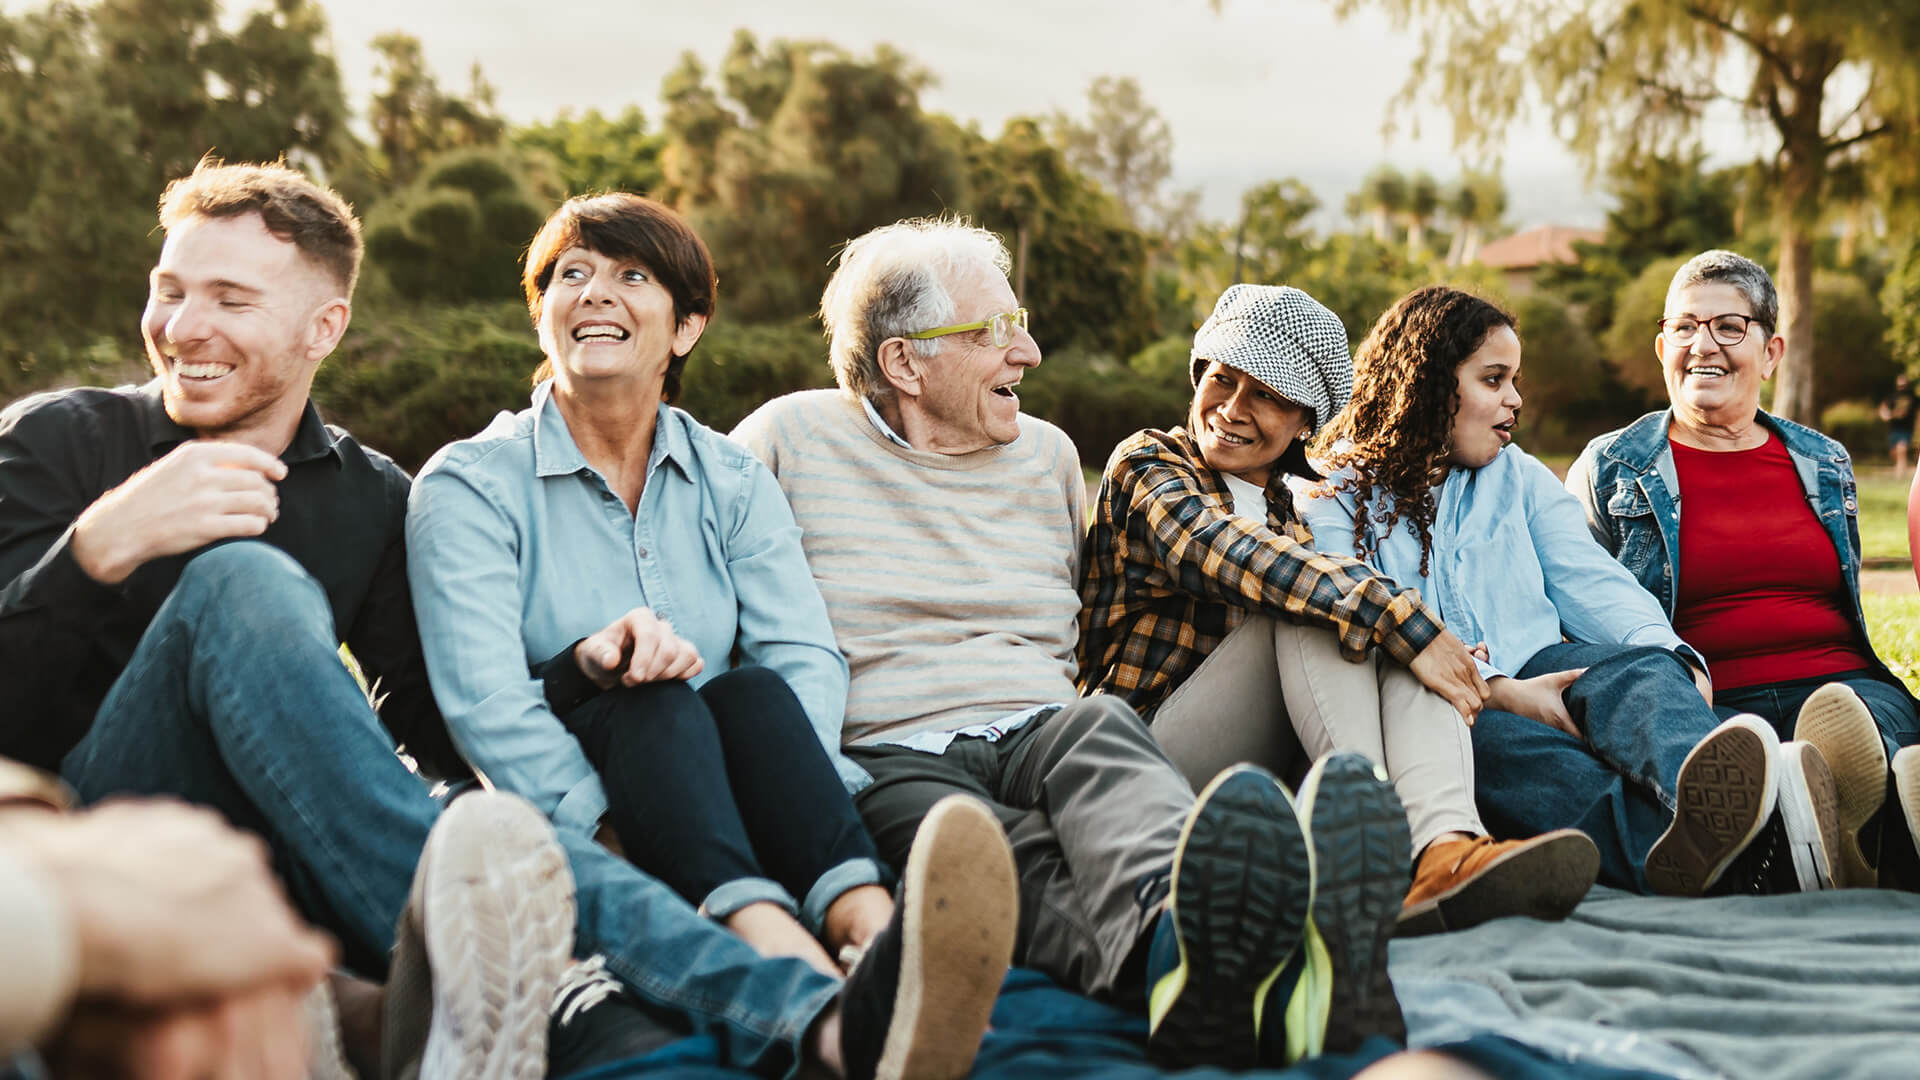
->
<box><xmin>1291</xmin><ymin>445</ymin><xmax>1703</xmax><ymax>681</ymax></box>
<box><xmin>408</xmin><ymin>383</ymin><xmax>865</xmax><ymax>836</ymax></box>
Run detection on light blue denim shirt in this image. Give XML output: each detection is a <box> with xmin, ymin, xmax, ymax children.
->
<box><xmin>408</xmin><ymin>382</ymin><xmax>865</xmax><ymax>838</ymax></box>
<box><xmin>1291</xmin><ymin>444</ymin><xmax>1704</xmax><ymax>681</ymax></box>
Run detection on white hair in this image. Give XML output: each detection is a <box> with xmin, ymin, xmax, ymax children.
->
<box><xmin>1667</xmin><ymin>249</ymin><xmax>1778</xmax><ymax>331</ymax></box>
<box><xmin>819</xmin><ymin>217</ymin><xmax>1012</xmax><ymax>401</ymax></box>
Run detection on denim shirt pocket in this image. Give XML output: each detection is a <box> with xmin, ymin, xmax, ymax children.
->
<box><xmin>1604</xmin><ymin>481</ymin><xmax>1661</xmax><ymax>575</ymax></box>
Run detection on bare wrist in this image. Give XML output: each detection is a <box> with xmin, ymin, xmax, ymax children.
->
<box><xmin>70</xmin><ymin>514</ymin><xmax>130</xmax><ymax>585</ymax></box>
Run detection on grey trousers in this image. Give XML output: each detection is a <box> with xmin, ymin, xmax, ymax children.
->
<box><xmin>1151</xmin><ymin>615</ymin><xmax>1483</xmax><ymax>854</ymax></box>
<box><xmin>846</xmin><ymin>695</ymin><xmax>1192</xmax><ymax>1000</ymax></box>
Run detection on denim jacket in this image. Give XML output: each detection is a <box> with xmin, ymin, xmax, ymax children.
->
<box><xmin>1567</xmin><ymin>408</ymin><xmax>1906</xmax><ymax>694</ymax></box>
<box><xmin>1294</xmin><ymin>444</ymin><xmax>1702</xmax><ymax>681</ymax></box>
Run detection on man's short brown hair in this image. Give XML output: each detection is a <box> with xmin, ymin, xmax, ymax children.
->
<box><xmin>157</xmin><ymin>158</ymin><xmax>364</xmax><ymax>294</ymax></box>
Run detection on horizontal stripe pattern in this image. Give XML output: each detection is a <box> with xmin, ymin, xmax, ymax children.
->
<box><xmin>732</xmin><ymin>390</ymin><xmax>1086</xmax><ymax>744</ymax></box>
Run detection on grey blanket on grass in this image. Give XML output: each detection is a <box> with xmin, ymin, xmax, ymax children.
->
<box><xmin>1391</xmin><ymin>885</ymin><xmax>1920</xmax><ymax>1080</ymax></box>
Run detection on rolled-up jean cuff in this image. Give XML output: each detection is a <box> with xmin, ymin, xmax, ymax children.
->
<box><xmin>700</xmin><ymin>877</ymin><xmax>799</xmax><ymax>923</ymax></box>
<box><xmin>799</xmin><ymin>857</ymin><xmax>890</xmax><ymax>935</ymax></box>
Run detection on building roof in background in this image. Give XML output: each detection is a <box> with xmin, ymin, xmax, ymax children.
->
<box><xmin>1475</xmin><ymin>225</ymin><xmax>1607</xmax><ymax>270</ymax></box>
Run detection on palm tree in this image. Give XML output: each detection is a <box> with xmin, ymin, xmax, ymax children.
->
<box><xmin>1357</xmin><ymin>164</ymin><xmax>1407</xmax><ymax>245</ymax></box>
<box><xmin>1446</xmin><ymin>169</ymin><xmax>1507</xmax><ymax>266</ymax></box>
<box><xmin>1404</xmin><ymin>171</ymin><xmax>1440</xmax><ymax>259</ymax></box>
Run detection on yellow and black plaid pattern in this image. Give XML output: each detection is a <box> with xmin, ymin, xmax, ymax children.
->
<box><xmin>1077</xmin><ymin>428</ymin><xmax>1443</xmax><ymax>713</ymax></box>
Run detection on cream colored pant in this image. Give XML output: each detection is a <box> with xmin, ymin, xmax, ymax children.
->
<box><xmin>1151</xmin><ymin>614</ymin><xmax>1483</xmax><ymax>854</ymax></box>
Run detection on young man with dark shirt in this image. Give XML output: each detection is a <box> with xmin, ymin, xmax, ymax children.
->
<box><xmin>0</xmin><ymin>160</ymin><xmax>1014</xmax><ymax>1080</ymax></box>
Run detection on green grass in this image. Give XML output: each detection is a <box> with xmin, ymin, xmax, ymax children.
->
<box><xmin>1856</xmin><ymin>468</ymin><xmax>1912</xmax><ymax>562</ymax></box>
<box><xmin>1864</xmin><ymin>593</ymin><xmax>1920</xmax><ymax>695</ymax></box>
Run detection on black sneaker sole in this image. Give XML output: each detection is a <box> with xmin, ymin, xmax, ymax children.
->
<box><xmin>1148</xmin><ymin>765</ymin><xmax>1312</xmax><ymax>1072</ymax></box>
<box><xmin>1299</xmin><ymin>753</ymin><xmax>1411</xmax><ymax>1056</ymax></box>
<box><xmin>1646</xmin><ymin>716</ymin><xmax>1777</xmax><ymax>897</ymax></box>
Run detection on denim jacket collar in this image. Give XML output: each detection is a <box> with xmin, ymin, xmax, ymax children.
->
<box><xmin>1600</xmin><ymin>408</ymin><xmax>1844</xmax><ymax>498</ymax></box>
<box><xmin>530</xmin><ymin>379</ymin><xmax>689</xmax><ymax>483</ymax></box>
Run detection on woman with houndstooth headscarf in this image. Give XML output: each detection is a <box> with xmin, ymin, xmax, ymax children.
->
<box><xmin>1079</xmin><ymin>283</ymin><xmax>1598</xmax><ymax>936</ymax></box>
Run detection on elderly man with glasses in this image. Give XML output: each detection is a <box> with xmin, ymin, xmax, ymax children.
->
<box><xmin>730</xmin><ymin>218</ymin><xmax>1448</xmax><ymax>1072</ymax></box>
<box><xmin>1567</xmin><ymin>248</ymin><xmax>1920</xmax><ymax>894</ymax></box>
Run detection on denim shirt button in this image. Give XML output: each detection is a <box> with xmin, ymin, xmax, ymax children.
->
<box><xmin>637</xmin><ymin>547</ymin><xmax>650</xmax><ymax>559</ymax></box>
<box><xmin>1845</xmin><ymin>497</ymin><xmax>1857</xmax><ymax>512</ymax></box>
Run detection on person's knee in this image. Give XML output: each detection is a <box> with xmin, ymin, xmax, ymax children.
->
<box><xmin>699</xmin><ymin>665</ymin><xmax>796</xmax><ymax>713</ymax></box>
<box><xmin>179</xmin><ymin>540</ymin><xmax>307</xmax><ymax>591</ymax></box>
<box><xmin>1584</xmin><ymin>644</ymin><xmax>1693</xmax><ymax>688</ymax></box>
<box><xmin>601</xmin><ymin>679</ymin><xmax>699</xmax><ymax>712</ymax></box>
<box><xmin>1062</xmin><ymin>695</ymin><xmax>1146</xmax><ymax>735</ymax></box>
<box><xmin>165</xmin><ymin>542</ymin><xmax>328</xmax><ymax>637</ymax></box>
<box><xmin>173</xmin><ymin>542</ymin><xmax>320</xmax><ymax>615</ymax></box>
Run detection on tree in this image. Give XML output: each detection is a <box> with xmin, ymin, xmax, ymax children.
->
<box><xmin>1050</xmin><ymin>76</ymin><xmax>1175</xmax><ymax>233</ymax></box>
<box><xmin>362</xmin><ymin>147</ymin><xmax>558</xmax><ymax>305</ymax></box>
<box><xmin>656</xmin><ymin>34</ymin><xmax>970</xmax><ymax>324</ymax></box>
<box><xmin>1402</xmin><ymin>170</ymin><xmax>1439</xmax><ymax>260</ymax></box>
<box><xmin>0</xmin><ymin>0</ymin><xmax>351</xmax><ymax>386</ymax></box>
<box><xmin>514</xmin><ymin>106</ymin><xmax>665</xmax><ymax>197</ymax></box>
<box><xmin>1236</xmin><ymin>179</ymin><xmax>1321</xmax><ymax>282</ymax></box>
<box><xmin>1354</xmin><ymin>165</ymin><xmax>1407</xmax><ymax>244</ymax></box>
<box><xmin>1884</xmin><ymin>238</ymin><xmax>1920</xmax><ymax>378</ymax></box>
<box><xmin>367</xmin><ymin>32</ymin><xmax>504</xmax><ymax>188</ymax></box>
<box><xmin>1445</xmin><ymin>169</ymin><xmax>1506</xmax><ymax>266</ymax></box>
<box><xmin>1329</xmin><ymin>0</ymin><xmax>1920</xmax><ymax>423</ymax></box>
<box><xmin>1537</xmin><ymin>149</ymin><xmax>1741</xmax><ymax>331</ymax></box>
<box><xmin>965</xmin><ymin>118</ymin><xmax>1157</xmax><ymax>358</ymax></box>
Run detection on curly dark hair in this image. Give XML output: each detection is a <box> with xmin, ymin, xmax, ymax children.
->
<box><xmin>1310</xmin><ymin>285</ymin><xmax>1516</xmax><ymax>576</ymax></box>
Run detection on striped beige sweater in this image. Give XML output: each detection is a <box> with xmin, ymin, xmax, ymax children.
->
<box><xmin>731</xmin><ymin>390</ymin><xmax>1087</xmax><ymax>746</ymax></box>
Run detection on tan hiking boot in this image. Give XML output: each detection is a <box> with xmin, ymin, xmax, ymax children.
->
<box><xmin>1397</xmin><ymin>829</ymin><xmax>1598</xmax><ymax>937</ymax></box>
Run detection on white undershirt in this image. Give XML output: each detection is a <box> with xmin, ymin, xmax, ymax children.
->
<box><xmin>1222</xmin><ymin>472</ymin><xmax>1268</xmax><ymax>521</ymax></box>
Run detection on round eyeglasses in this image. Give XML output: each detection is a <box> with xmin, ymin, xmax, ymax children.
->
<box><xmin>1656</xmin><ymin>313</ymin><xmax>1764</xmax><ymax>348</ymax></box>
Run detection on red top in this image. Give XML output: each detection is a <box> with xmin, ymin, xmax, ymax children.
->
<box><xmin>1670</xmin><ymin>436</ymin><xmax>1870</xmax><ymax>689</ymax></box>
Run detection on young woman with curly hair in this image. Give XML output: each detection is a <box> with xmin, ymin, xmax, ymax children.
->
<box><xmin>1081</xmin><ymin>284</ymin><xmax>1598</xmax><ymax>937</ymax></box>
<box><xmin>1296</xmin><ymin>285</ymin><xmax>1842</xmax><ymax>898</ymax></box>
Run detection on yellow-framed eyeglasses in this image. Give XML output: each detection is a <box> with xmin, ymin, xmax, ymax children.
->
<box><xmin>902</xmin><ymin>308</ymin><xmax>1030</xmax><ymax>348</ymax></box>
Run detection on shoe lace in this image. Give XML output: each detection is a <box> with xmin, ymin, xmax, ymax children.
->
<box><xmin>552</xmin><ymin>954</ymin><xmax>622</xmax><ymax>1027</ymax></box>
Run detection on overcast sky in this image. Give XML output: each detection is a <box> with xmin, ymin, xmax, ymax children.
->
<box><xmin>302</xmin><ymin>0</ymin><xmax>1637</xmax><ymax>227</ymax></box>
<box><xmin>16</xmin><ymin>0</ymin><xmax>1781</xmax><ymax>227</ymax></box>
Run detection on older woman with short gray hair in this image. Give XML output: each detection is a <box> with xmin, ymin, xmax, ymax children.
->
<box><xmin>1080</xmin><ymin>284</ymin><xmax>1599</xmax><ymax>934</ymax></box>
<box><xmin>1568</xmin><ymin>249</ymin><xmax>1920</xmax><ymax>891</ymax></box>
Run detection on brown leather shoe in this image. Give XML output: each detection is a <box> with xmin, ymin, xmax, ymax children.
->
<box><xmin>1396</xmin><ymin>829</ymin><xmax>1599</xmax><ymax>937</ymax></box>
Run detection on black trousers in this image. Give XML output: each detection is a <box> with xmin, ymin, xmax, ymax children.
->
<box><xmin>558</xmin><ymin>666</ymin><xmax>881</xmax><ymax>925</ymax></box>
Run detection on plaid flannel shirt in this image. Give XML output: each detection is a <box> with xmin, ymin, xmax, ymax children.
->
<box><xmin>1077</xmin><ymin>427</ymin><xmax>1444</xmax><ymax>714</ymax></box>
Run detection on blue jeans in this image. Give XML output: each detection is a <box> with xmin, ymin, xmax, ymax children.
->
<box><xmin>57</xmin><ymin>543</ymin><xmax>838</xmax><ymax>1074</ymax></box>
<box><xmin>1714</xmin><ymin>670</ymin><xmax>1920</xmax><ymax>759</ymax></box>
<box><xmin>1470</xmin><ymin>643</ymin><xmax>1722</xmax><ymax>894</ymax></box>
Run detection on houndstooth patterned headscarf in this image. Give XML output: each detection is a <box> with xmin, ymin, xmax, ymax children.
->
<box><xmin>1190</xmin><ymin>284</ymin><xmax>1352</xmax><ymax>434</ymax></box>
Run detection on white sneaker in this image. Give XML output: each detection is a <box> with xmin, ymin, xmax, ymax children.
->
<box><xmin>304</xmin><ymin>979</ymin><xmax>356</xmax><ymax>1080</ymax></box>
<box><xmin>1793</xmin><ymin>683</ymin><xmax>1889</xmax><ymax>887</ymax></box>
<box><xmin>1777</xmin><ymin>741</ymin><xmax>1841</xmax><ymax>891</ymax></box>
<box><xmin>1646</xmin><ymin>714</ymin><xmax>1779</xmax><ymax>896</ymax></box>
<box><xmin>382</xmin><ymin>791</ymin><xmax>575</xmax><ymax>1080</ymax></box>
